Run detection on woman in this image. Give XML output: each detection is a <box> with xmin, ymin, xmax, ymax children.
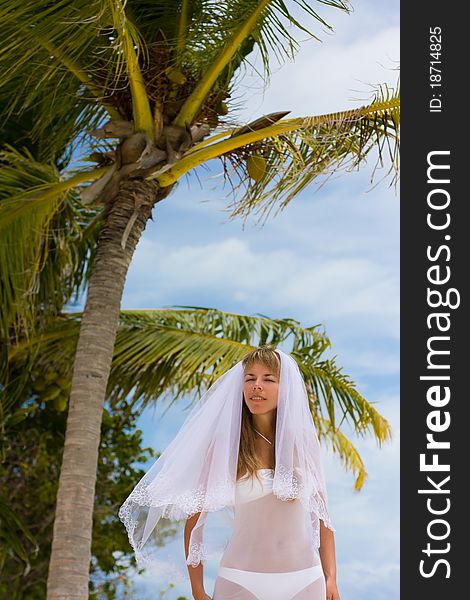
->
<box><xmin>119</xmin><ymin>346</ymin><xmax>340</xmax><ymax>600</ymax></box>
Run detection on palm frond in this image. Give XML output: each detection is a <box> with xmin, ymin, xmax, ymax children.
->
<box><xmin>314</xmin><ymin>415</ymin><xmax>368</xmax><ymax>490</ymax></box>
<box><xmin>175</xmin><ymin>0</ymin><xmax>191</xmax><ymax>66</ymax></box>
<box><xmin>173</xmin><ymin>0</ymin><xmax>351</xmax><ymax>126</ymax></box>
<box><xmin>104</xmin><ymin>0</ymin><xmax>155</xmax><ymax>138</ymax></box>
<box><xmin>0</xmin><ymin>148</ymin><xmax>65</xmax><ymax>342</ymax></box>
<box><xmin>0</xmin><ymin>1</ymin><xmax>351</xmax><ymax>160</ymax></box>
<box><xmin>173</xmin><ymin>0</ymin><xmax>272</xmax><ymax>126</ymax></box>
<box><xmin>0</xmin><ymin>98</ymin><xmax>69</xmax><ymax>168</ymax></box>
<box><xmin>0</xmin><ymin>498</ymin><xmax>39</xmax><ymax>569</ymax></box>
<box><xmin>301</xmin><ymin>356</ymin><xmax>392</xmax><ymax>445</ymax></box>
<box><xmin>157</xmin><ymin>82</ymin><xmax>399</xmax><ymax>222</ymax></box>
<box><xmin>6</xmin><ymin>306</ymin><xmax>392</xmax><ymax>482</ymax></box>
<box><xmin>10</xmin><ymin>307</ymin><xmax>389</xmax><ymax>443</ymax></box>
<box><xmin>109</xmin><ymin>307</ymin><xmax>322</xmax><ymax>407</ymax></box>
<box><xmin>32</xmin><ymin>33</ymin><xmax>121</xmax><ymax>121</ymax></box>
<box><xmin>0</xmin><ymin>147</ymin><xmax>104</xmax><ymax>345</ymax></box>
<box><xmin>0</xmin><ymin>0</ymin><xmax>121</xmax><ymax>154</ymax></box>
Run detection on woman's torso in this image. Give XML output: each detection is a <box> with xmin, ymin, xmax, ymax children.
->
<box><xmin>220</xmin><ymin>469</ymin><xmax>319</xmax><ymax>572</ymax></box>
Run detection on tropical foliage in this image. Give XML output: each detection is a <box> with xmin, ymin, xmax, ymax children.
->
<box><xmin>0</xmin><ymin>396</ymin><xmax>158</xmax><ymax>599</ymax></box>
<box><xmin>0</xmin><ymin>0</ymin><xmax>399</xmax><ymax>345</ymax></box>
<box><xmin>9</xmin><ymin>307</ymin><xmax>391</xmax><ymax>488</ymax></box>
<box><xmin>0</xmin><ymin>0</ymin><xmax>399</xmax><ymax>596</ymax></box>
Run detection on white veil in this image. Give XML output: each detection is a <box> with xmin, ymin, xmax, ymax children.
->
<box><xmin>118</xmin><ymin>348</ymin><xmax>333</xmax><ymax>580</ymax></box>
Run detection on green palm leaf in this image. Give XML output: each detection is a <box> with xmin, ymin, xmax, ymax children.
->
<box><xmin>0</xmin><ymin>148</ymin><xmax>104</xmax><ymax>358</ymax></box>
<box><xmin>0</xmin><ymin>497</ymin><xmax>39</xmax><ymax>571</ymax></box>
<box><xmin>0</xmin><ymin>0</ymin><xmax>112</xmax><ymax>155</ymax></box>
<box><xmin>227</xmin><ymin>85</ymin><xmax>400</xmax><ymax>222</ymax></box>
<box><xmin>157</xmin><ymin>83</ymin><xmax>399</xmax><ymax>222</ymax></box>
<box><xmin>0</xmin><ymin>0</ymin><xmax>351</xmax><ymax>156</ymax></box>
<box><xmin>314</xmin><ymin>415</ymin><xmax>369</xmax><ymax>491</ymax></box>
<box><xmin>7</xmin><ymin>306</ymin><xmax>391</xmax><ymax>487</ymax></box>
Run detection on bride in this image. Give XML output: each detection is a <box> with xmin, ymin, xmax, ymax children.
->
<box><xmin>119</xmin><ymin>346</ymin><xmax>340</xmax><ymax>600</ymax></box>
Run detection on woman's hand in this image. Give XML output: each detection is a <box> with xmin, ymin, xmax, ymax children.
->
<box><xmin>325</xmin><ymin>575</ymin><xmax>340</xmax><ymax>600</ymax></box>
<box><xmin>193</xmin><ymin>591</ymin><xmax>212</xmax><ymax>600</ymax></box>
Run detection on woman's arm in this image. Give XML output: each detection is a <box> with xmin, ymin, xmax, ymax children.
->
<box><xmin>184</xmin><ymin>512</ymin><xmax>210</xmax><ymax>600</ymax></box>
<box><xmin>319</xmin><ymin>520</ymin><xmax>341</xmax><ymax>600</ymax></box>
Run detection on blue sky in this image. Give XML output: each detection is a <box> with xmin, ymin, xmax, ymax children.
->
<box><xmin>112</xmin><ymin>1</ymin><xmax>400</xmax><ymax>598</ymax></box>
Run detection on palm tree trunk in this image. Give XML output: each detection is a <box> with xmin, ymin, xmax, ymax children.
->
<box><xmin>46</xmin><ymin>179</ymin><xmax>171</xmax><ymax>599</ymax></box>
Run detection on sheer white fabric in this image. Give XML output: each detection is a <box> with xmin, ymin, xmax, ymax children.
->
<box><xmin>213</xmin><ymin>469</ymin><xmax>326</xmax><ymax>599</ymax></box>
<box><xmin>118</xmin><ymin>349</ymin><xmax>333</xmax><ymax>583</ymax></box>
<box><xmin>224</xmin><ymin>468</ymin><xmax>320</xmax><ymax>570</ymax></box>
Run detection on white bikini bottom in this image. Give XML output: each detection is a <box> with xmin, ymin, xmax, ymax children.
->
<box><xmin>214</xmin><ymin>564</ymin><xmax>325</xmax><ymax>600</ymax></box>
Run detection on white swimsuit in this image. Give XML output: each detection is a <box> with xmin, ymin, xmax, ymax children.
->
<box><xmin>213</xmin><ymin>469</ymin><xmax>326</xmax><ymax>600</ymax></box>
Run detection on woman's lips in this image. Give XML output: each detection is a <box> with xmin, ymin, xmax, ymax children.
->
<box><xmin>251</xmin><ymin>396</ymin><xmax>265</xmax><ymax>403</ymax></box>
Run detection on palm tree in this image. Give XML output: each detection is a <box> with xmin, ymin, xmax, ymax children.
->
<box><xmin>0</xmin><ymin>1</ymin><xmax>399</xmax><ymax>597</ymax></box>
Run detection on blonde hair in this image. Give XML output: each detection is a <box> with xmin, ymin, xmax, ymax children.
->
<box><xmin>237</xmin><ymin>346</ymin><xmax>280</xmax><ymax>482</ymax></box>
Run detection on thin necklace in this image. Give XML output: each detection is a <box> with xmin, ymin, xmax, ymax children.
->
<box><xmin>254</xmin><ymin>428</ymin><xmax>273</xmax><ymax>445</ymax></box>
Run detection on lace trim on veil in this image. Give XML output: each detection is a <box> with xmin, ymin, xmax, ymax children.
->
<box><xmin>119</xmin><ymin>465</ymin><xmax>332</xmax><ymax>568</ymax></box>
<box><xmin>118</xmin><ymin>474</ymin><xmax>234</xmax><ymax>569</ymax></box>
<box><xmin>274</xmin><ymin>464</ymin><xmax>335</xmax><ymax>532</ymax></box>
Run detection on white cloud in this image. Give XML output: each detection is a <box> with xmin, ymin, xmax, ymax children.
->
<box><xmin>125</xmin><ymin>235</ymin><xmax>398</xmax><ymax>341</ymax></box>
<box><xmin>238</xmin><ymin>24</ymin><xmax>399</xmax><ymax>120</ymax></box>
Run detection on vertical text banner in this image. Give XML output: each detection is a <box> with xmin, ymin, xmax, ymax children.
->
<box><xmin>401</xmin><ymin>3</ymin><xmax>465</xmax><ymax>598</ymax></box>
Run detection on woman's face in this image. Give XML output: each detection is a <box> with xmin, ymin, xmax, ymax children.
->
<box><xmin>243</xmin><ymin>360</ymin><xmax>279</xmax><ymax>414</ymax></box>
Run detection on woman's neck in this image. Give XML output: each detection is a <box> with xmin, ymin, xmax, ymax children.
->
<box><xmin>252</xmin><ymin>413</ymin><xmax>275</xmax><ymax>439</ymax></box>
